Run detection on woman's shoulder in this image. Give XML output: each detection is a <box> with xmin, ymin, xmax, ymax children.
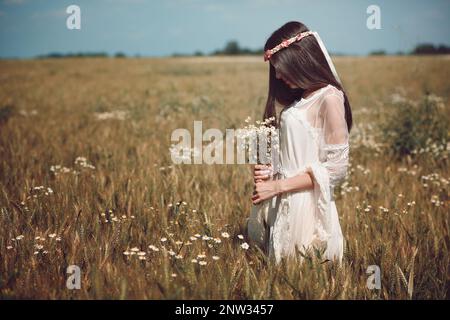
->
<box><xmin>288</xmin><ymin>84</ymin><xmax>344</xmax><ymax>112</ymax></box>
<box><xmin>321</xmin><ymin>84</ymin><xmax>344</xmax><ymax>101</ymax></box>
<box><xmin>313</xmin><ymin>85</ymin><xmax>345</xmax><ymax>113</ymax></box>
<box><xmin>317</xmin><ymin>85</ymin><xmax>346</xmax><ymax>117</ymax></box>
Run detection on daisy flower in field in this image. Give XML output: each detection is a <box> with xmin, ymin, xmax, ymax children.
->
<box><xmin>241</xmin><ymin>242</ymin><xmax>250</xmax><ymax>250</ymax></box>
<box><xmin>221</xmin><ymin>232</ymin><xmax>230</xmax><ymax>238</ymax></box>
<box><xmin>74</xmin><ymin>156</ymin><xmax>95</xmax><ymax>170</ymax></box>
<box><xmin>199</xmin><ymin>261</ymin><xmax>207</xmax><ymax>266</ymax></box>
<box><xmin>212</xmin><ymin>256</ymin><xmax>220</xmax><ymax>261</ymax></box>
<box><xmin>237</xmin><ymin>234</ymin><xmax>244</xmax><ymax>240</ymax></box>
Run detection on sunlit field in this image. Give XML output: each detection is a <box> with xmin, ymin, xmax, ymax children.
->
<box><xmin>0</xmin><ymin>55</ymin><xmax>448</xmax><ymax>299</ymax></box>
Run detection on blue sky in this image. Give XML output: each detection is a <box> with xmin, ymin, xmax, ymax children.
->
<box><xmin>0</xmin><ymin>0</ymin><xmax>449</xmax><ymax>58</ymax></box>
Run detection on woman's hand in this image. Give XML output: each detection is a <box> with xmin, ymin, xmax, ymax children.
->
<box><xmin>252</xmin><ymin>164</ymin><xmax>273</xmax><ymax>183</ymax></box>
<box><xmin>252</xmin><ymin>179</ymin><xmax>282</xmax><ymax>205</ymax></box>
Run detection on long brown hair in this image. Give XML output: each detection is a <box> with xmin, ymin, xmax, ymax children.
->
<box><xmin>263</xmin><ymin>21</ymin><xmax>352</xmax><ymax>133</ymax></box>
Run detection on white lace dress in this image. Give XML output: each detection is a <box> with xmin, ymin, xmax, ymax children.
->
<box><xmin>247</xmin><ymin>84</ymin><xmax>350</xmax><ymax>263</ymax></box>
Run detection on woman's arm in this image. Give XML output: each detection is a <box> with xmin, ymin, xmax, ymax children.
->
<box><xmin>252</xmin><ymin>92</ymin><xmax>349</xmax><ymax>205</ymax></box>
<box><xmin>279</xmin><ymin>172</ymin><xmax>315</xmax><ymax>193</ymax></box>
<box><xmin>251</xmin><ymin>172</ymin><xmax>314</xmax><ymax>205</ymax></box>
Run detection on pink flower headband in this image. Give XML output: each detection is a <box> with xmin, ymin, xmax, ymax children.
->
<box><xmin>264</xmin><ymin>31</ymin><xmax>314</xmax><ymax>61</ymax></box>
<box><xmin>263</xmin><ymin>30</ymin><xmax>342</xmax><ymax>85</ymax></box>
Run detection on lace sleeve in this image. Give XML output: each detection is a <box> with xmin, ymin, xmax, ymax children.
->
<box><xmin>319</xmin><ymin>93</ymin><xmax>350</xmax><ymax>188</ymax></box>
<box><xmin>303</xmin><ymin>91</ymin><xmax>349</xmax><ymax>251</ymax></box>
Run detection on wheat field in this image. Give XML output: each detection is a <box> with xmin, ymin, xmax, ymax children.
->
<box><xmin>0</xmin><ymin>55</ymin><xmax>448</xmax><ymax>299</ymax></box>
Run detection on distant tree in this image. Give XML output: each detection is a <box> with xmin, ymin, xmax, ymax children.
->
<box><xmin>436</xmin><ymin>44</ymin><xmax>450</xmax><ymax>54</ymax></box>
<box><xmin>253</xmin><ymin>48</ymin><xmax>264</xmax><ymax>55</ymax></box>
<box><xmin>369</xmin><ymin>50</ymin><xmax>386</xmax><ymax>56</ymax></box>
<box><xmin>412</xmin><ymin>43</ymin><xmax>450</xmax><ymax>55</ymax></box>
<box><xmin>413</xmin><ymin>44</ymin><xmax>436</xmax><ymax>54</ymax></box>
<box><xmin>43</xmin><ymin>52</ymin><xmax>64</xmax><ymax>58</ymax></box>
<box><xmin>223</xmin><ymin>40</ymin><xmax>240</xmax><ymax>55</ymax></box>
<box><xmin>211</xmin><ymin>49</ymin><xmax>223</xmax><ymax>56</ymax></box>
<box><xmin>115</xmin><ymin>52</ymin><xmax>126</xmax><ymax>58</ymax></box>
<box><xmin>37</xmin><ymin>51</ymin><xmax>108</xmax><ymax>59</ymax></box>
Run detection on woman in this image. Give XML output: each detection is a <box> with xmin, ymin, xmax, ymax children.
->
<box><xmin>247</xmin><ymin>21</ymin><xmax>353</xmax><ymax>264</ymax></box>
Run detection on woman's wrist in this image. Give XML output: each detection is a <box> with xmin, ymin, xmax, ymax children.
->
<box><xmin>276</xmin><ymin>179</ymin><xmax>287</xmax><ymax>195</ymax></box>
<box><xmin>276</xmin><ymin>173</ymin><xmax>314</xmax><ymax>195</ymax></box>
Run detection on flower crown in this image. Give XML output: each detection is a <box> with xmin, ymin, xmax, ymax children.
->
<box><xmin>264</xmin><ymin>30</ymin><xmax>314</xmax><ymax>61</ymax></box>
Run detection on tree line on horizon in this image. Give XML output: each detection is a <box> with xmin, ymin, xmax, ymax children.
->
<box><xmin>34</xmin><ymin>41</ymin><xmax>450</xmax><ymax>59</ymax></box>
